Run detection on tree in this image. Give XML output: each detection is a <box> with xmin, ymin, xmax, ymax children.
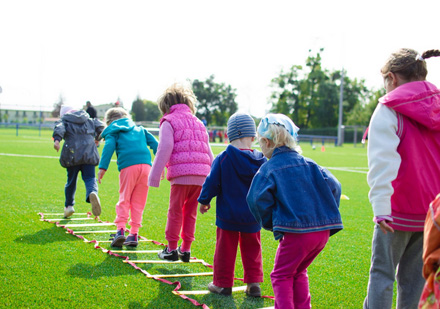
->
<box><xmin>144</xmin><ymin>100</ymin><xmax>161</xmax><ymax>121</ymax></box>
<box><xmin>131</xmin><ymin>97</ymin><xmax>146</xmax><ymax>121</ymax></box>
<box><xmin>270</xmin><ymin>65</ymin><xmax>304</xmax><ymax>125</ymax></box>
<box><xmin>346</xmin><ymin>88</ymin><xmax>384</xmax><ymax>126</ymax></box>
<box><xmin>269</xmin><ymin>49</ymin><xmax>374</xmax><ymax>129</ymax></box>
<box><xmin>131</xmin><ymin>97</ymin><xmax>161</xmax><ymax>122</ymax></box>
<box><xmin>52</xmin><ymin>94</ymin><xmax>65</xmax><ymax>117</ymax></box>
<box><xmin>192</xmin><ymin>75</ymin><xmax>238</xmax><ymax>126</ymax></box>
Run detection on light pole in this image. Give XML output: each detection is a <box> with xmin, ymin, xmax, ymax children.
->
<box><xmin>0</xmin><ymin>86</ymin><xmax>2</xmax><ymax>123</ymax></box>
<box><xmin>337</xmin><ymin>69</ymin><xmax>344</xmax><ymax>146</ymax></box>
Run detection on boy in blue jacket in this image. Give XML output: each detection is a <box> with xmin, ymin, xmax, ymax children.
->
<box><xmin>198</xmin><ymin>112</ymin><xmax>267</xmax><ymax>297</ymax></box>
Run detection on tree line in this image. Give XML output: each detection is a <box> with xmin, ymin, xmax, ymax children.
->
<box><xmin>269</xmin><ymin>49</ymin><xmax>382</xmax><ymax>130</ymax></box>
<box><xmin>60</xmin><ymin>49</ymin><xmax>381</xmax><ymax>129</ymax></box>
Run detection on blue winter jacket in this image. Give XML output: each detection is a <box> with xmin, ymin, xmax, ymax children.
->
<box><xmin>198</xmin><ymin>145</ymin><xmax>267</xmax><ymax>233</ymax></box>
<box><xmin>99</xmin><ymin>118</ymin><xmax>158</xmax><ymax>171</ymax></box>
<box><xmin>247</xmin><ymin>146</ymin><xmax>343</xmax><ymax>240</ymax></box>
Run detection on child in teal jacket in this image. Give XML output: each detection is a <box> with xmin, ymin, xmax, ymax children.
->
<box><xmin>98</xmin><ymin>107</ymin><xmax>158</xmax><ymax>247</ymax></box>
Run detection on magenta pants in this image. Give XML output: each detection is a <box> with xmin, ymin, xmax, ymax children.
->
<box><xmin>271</xmin><ymin>230</ymin><xmax>329</xmax><ymax>309</ymax></box>
<box><xmin>213</xmin><ymin>227</ymin><xmax>264</xmax><ymax>287</ymax></box>
<box><xmin>114</xmin><ymin>164</ymin><xmax>151</xmax><ymax>234</ymax></box>
<box><xmin>165</xmin><ymin>184</ymin><xmax>201</xmax><ymax>251</ymax></box>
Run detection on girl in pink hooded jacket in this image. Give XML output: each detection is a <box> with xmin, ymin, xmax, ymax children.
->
<box><xmin>148</xmin><ymin>83</ymin><xmax>214</xmax><ymax>262</ymax></box>
<box><xmin>364</xmin><ymin>49</ymin><xmax>440</xmax><ymax>309</ymax></box>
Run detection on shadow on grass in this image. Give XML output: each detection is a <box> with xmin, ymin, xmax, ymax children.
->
<box><xmin>128</xmin><ymin>280</ymin><xmax>177</xmax><ymax>308</ymax></box>
<box><xmin>14</xmin><ymin>226</ymin><xmax>78</xmax><ymax>244</ymax></box>
<box><xmin>66</xmin><ymin>255</ymin><xmax>138</xmax><ymax>279</ymax></box>
<box><xmin>196</xmin><ymin>288</ymin><xmax>266</xmax><ymax>309</ymax></box>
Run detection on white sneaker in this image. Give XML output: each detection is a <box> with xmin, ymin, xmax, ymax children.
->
<box><xmin>64</xmin><ymin>206</ymin><xmax>75</xmax><ymax>218</ymax></box>
<box><xmin>89</xmin><ymin>192</ymin><xmax>101</xmax><ymax>216</ymax></box>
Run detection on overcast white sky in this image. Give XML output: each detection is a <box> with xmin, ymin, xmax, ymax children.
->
<box><xmin>1</xmin><ymin>0</ymin><xmax>439</xmax><ymax>117</ymax></box>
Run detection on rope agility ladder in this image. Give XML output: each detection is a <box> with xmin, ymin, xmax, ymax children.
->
<box><xmin>38</xmin><ymin>212</ymin><xmax>275</xmax><ymax>308</ymax></box>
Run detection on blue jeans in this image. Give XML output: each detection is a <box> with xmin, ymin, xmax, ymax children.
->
<box><xmin>363</xmin><ymin>226</ymin><xmax>424</xmax><ymax>309</ymax></box>
<box><xmin>65</xmin><ymin>164</ymin><xmax>98</xmax><ymax>207</ymax></box>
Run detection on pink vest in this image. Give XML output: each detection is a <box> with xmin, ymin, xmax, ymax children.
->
<box><xmin>382</xmin><ymin>81</ymin><xmax>440</xmax><ymax>231</ymax></box>
<box><xmin>160</xmin><ymin>104</ymin><xmax>211</xmax><ymax>180</ymax></box>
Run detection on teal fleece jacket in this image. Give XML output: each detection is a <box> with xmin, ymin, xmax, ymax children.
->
<box><xmin>98</xmin><ymin>118</ymin><xmax>158</xmax><ymax>171</ymax></box>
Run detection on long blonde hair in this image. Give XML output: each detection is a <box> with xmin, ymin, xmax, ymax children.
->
<box><xmin>157</xmin><ymin>83</ymin><xmax>197</xmax><ymax>115</ymax></box>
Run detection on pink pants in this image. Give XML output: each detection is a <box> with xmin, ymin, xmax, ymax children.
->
<box><xmin>271</xmin><ymin>230</ymin><xmax>329</xmax><ymax>309</ymax></box>
<box><xmin>114</xmin><ymin>164</ymin><xmax>151</xmax><ymax>234</ymax></box>
<box><xmin>213</xmin><ymin>227</ymin><xmax>264</xmax><ymax>287</ymax></box>
<box><xmin>165</xmin><ymin>184</ymin><xmax>201</xmax><ymax>251</ymax></box>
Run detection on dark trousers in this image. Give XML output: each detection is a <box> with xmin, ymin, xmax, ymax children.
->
<box><xmin>65</xmin><ymin>164</ymin><xmax>98</xmax><ymax>207</ymax></box>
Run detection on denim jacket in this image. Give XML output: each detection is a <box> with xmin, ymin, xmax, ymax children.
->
<box><xmin>247</xmin><ymin>146</ymin><xmax>343</xmax><ymax>240</ymax></box>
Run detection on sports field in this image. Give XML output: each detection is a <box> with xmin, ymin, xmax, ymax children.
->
<box><xmin>0</xmin><ymin>128</ymin><xmax>375</xmax><ymax>308</ymax></box>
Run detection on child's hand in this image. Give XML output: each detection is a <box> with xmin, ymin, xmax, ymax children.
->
<box><xmin>97</xmin><ymin>169</ymin><xmax>106</xmax><ymax>184</ymax></box>
<box><xmin>199</xmin><ymin>204</ymin><xmax>210</xmax><ymax>214</ymax></box>
<box><xmin>379</xmin><ymin>220</ymin><xmax>394</xmax><ymax>234</ymax></box>
<box><xmin>160</xmin><ymin>170</ymin><xmax>165</xmax><ymax>180</ymax></box>
<box><xmin>53</xmin><ymin>140</ymin><xmax>60</xmax><ymax>152</ymax></box>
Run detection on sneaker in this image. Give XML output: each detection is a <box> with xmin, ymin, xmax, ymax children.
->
<box><xmin>110</xmin><ymin>229</ymin><xmax>126</xmax><ymax>247</ymax></box>
<box><xmin>177</xmin><ymin>246</ymin><xmax>191</xmax><ymax>262</ymax></box>
<box><xmin>245</xmin><ymin>282</ymin><xmax>261</xmax><ymax>297</ymax></box>
<box><xmin>158</xmin><ymin>247</ymin><xmax>178</xmax><ymax>261</ymax></box>
<box><xmin>123</xmin><ymin>234</ymin><xmax>138</xmax><ymax>247</ymax></box>
<box><xmin>208</xmin><ymin>282</ymin><xmax>232</xmax><ymax>296</ymax></box>
<box><xmin>64</xmin><ymin>206</ymin><xmax>75</xmax><ymax>218</ymax></box>
<box><xmin>89</xmin><ymin>192</ymin><xmax>101</xmax><ymax>216</ymax></box>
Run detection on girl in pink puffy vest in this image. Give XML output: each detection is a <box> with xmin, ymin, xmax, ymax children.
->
<box><xmin>148</xmin><ymin>83</ymin><xmax>214</xmax><ymax>262</ymax></box>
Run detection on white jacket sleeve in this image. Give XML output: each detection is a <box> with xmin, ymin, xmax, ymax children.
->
<box><xmin>367</xmin><ymin>103</ymin><xmax>401</xmax><ymax>217</ymax></box>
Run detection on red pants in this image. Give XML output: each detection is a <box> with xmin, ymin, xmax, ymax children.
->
<box><xmin>213</xmin><ymin>227</ymin><xmax>263</xmax><ymax>287</ymax></box>
<box><xmin>165</xmin><ymin>184</ymin><xmax>201</xmax><ymax>251</ymax></box>
<box><xmin>115</xmin><ymin>164</ymin><xmax>151</xmax><ymax>234</ymax></box>
<box><xmin>271</xmin><ymin>231</ymin><xmax>329</xmax><ymax>309</ymax></box>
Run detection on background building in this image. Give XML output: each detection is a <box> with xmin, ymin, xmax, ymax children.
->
<box><xmin>0</xmin><ymin>107</ymin><xmax>53</xmax><ymax>124</ymax></box>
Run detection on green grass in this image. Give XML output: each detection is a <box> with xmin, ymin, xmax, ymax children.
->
<box><xmin>0</xmin><ymin>129</ymin><xmax>374</xmax><ymax>308</ymax></box>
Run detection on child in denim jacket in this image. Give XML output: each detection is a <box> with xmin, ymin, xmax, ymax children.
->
<box><xmin>247</xmin><ymin>113</ymin><xmax>343</xmax><ymax>309</ymax></box>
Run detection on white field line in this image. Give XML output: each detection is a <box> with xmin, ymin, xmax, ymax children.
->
<box><xmin>0</xmin><ymin>153</ymin><xmax>59</xmax><ymax>159</ymax></box>
<box><xmin>326</xmin><ymin>167</ymin><xmax>368</xmax><ymax>174</ymax></box>
<box><xmin>0</xmin><ymin>153</ymin><xmax>116</xmax><ymax>162</ymax></box>
<box><xmin>1</xmin><ymin>152</ymin><xmax>367</xmax><ymax>174</ymax></box>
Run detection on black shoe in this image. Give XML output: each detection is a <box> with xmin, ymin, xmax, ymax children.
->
<box><xmin>177</xmin><ymin>246</ymin><xmax>190</xmax><ymax>262</ymax></box>
<box><xmin>110</xmin><ymin>229</ymin><xmax>126</xmax><ymax>247</ymax></box>
<box><xmin>123</xmin><ymin>234</ymin><xmax>138</xmax><ymax>247</ymax></box>
<box><xmin>158</xmin><ymin>247</ymin><xmax>178</xmax><ymax>261</ymax></box>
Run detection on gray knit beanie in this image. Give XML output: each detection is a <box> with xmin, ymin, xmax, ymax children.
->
<box><xmin>227</xmin><ymin>112</ymin><xmax>256</xmax><ymax>142</ymax></box>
